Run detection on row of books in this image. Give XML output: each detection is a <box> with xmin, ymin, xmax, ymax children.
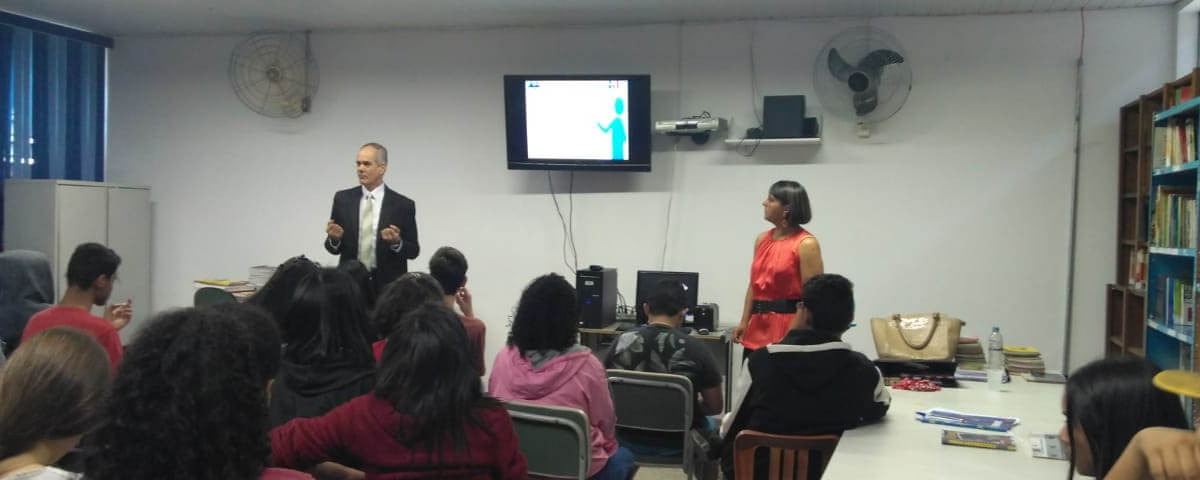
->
<box><xmin>1153</xmin><ymin>118</ymin><xmax>1197</xmax><ymax>168</ymax></box>
<box><xmin>1151</xmin><ymin>186</ymin><xmax>1197</xmax><ymax>249</ymax></box>
<box><xmin>1156</xmin><ymin>275</ymin><xmax>1195</xmax><ymax>327</ymax></box>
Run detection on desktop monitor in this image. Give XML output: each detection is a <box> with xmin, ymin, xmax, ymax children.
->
<box><xmin>635</xmin><ymin>270</ymin><xmax>699</xmax><ymax>325</ymax></box>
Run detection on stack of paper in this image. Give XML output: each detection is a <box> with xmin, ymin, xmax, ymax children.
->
<box><xmin>249</xmin><ymin>265</ymin><xmax>277</xmax><ymax>287</ymax></box>
<box><xmin>193</xmin><ymin>279</ymin><xmax>256</xmax><ymax>294</ymax></box>
<box><xmin>1003</xmin><ymin>346</ymin><xmax>1046</xmax><ymax>375</ymax></box>
<box><xmin>956</xmin><ymin>337</ymin><xmax>986</xmax><ymax>364</ymax></box>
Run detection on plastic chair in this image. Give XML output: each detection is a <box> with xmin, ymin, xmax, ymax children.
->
<box><xmin>607</xmin><ymin>369</ymin><xmax>700</xmax><ymax>479</ymax></box>
<box><xmin>733</xmin><ymin>430</ymin><xmax>840</xmax><ymax>480</ymax></box>
<box><xmin>193</xmin><ymin>287</ymin><xmax>236</xmax><ymax>307</ymax></box>
<box><xmin>505</xmin><ymin>400</ymin><xmax>590</xmax><ymax>479</ymax></box>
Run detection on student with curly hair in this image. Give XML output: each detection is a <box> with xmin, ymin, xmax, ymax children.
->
<box><xmin>488</xmin><ymin>274</ymin><xmax>633</xmax><ymax>480</ymax></box>
<box><xmin>0</xmin><ymin>328</ymin><xmax>110</xmax><ymax>480</ymax></box>
<box><xmin>270</xmin><ymin>268</ymin><xmax>376</xmax><ymax>428</ymax></box>
<box><xmin>83</xmin><ymin>304</ymin><xmax>311</xmax><ymax>480</ymax></box>
<box><xmin>271</xmin><ymin>303</ymin><xmax>526</xmax><ymax>479</ymax></box>
<box><xmin>370</xmin><ymin>272</ymin><xmax>443</xmax><ymax>363</ymax></box>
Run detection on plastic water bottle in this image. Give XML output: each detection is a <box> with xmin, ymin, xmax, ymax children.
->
<box><xmin>987</xmin><ymin>326</ymin><xmax>1005</xmax><ymax>391</ymax></box>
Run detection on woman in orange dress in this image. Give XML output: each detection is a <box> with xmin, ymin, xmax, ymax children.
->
<box><xmin>732</xmin><ymin>181</ymin><xmax>824</xmax><ymax>355</ymax></box>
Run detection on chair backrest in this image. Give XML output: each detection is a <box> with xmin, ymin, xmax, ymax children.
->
<box><xmin>606</xmin><ymin>369</ymin><xmax>694</xmax><ymax>433</ymax></box>
<box><xmin>733</xmin><ymin>430</ymin><xmax>840</xmax><ymax>480</ymax></box>
<box><xmin>193</xmin><ymin>287</ymin><xmax>237</xmax><ymax>308</ymax></box>
<box><xmin>504</xmin><ymin>400</ymin><xmax>590</xmax><ymax>479</ymax></box>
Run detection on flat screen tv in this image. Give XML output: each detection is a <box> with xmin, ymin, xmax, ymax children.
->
<box><xmin>504</xmin><ymin>74</ymin><xmax>651</xmax><ymax>172</ymax></box>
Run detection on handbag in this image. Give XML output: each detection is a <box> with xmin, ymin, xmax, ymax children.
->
<box><xmin>870</xmin><ymin>312</ymin><xmax>963</xmax><ymax>362</ymax></box>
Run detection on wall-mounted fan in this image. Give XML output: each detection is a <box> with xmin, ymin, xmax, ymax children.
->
<box><xmin>813</xmin><ymin>26</ymin><xmax>911</xmax><ymax>136</ymax></box>
<box><xmin>229</xmin><ymin>31</ymin><xmax>319</xmax><ymax>118</ymax></box>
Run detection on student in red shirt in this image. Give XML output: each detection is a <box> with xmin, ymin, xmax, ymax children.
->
<box><xmin>22</xmin><ymin>243</ymin><xmax>130</xmax><ymax>371</ymax></box>
<box><xmin>429</xmin><ymin>246</ymin><xmax>487</xmax><ymax>375</ymax></box>
<box><xmin>271</xmin><ymin>303</ymin><xmax>526</xmax><ymax>479</ymax></box>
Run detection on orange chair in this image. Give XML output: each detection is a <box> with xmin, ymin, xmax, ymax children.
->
<box><xmin>733</xmin><ymin>430</ymin><xmax>839</xmax><ymax>480</ymax></box>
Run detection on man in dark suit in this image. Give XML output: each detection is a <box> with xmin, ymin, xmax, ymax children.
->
<box><xmin>324</xmin><ymin>143</ymin><xmax>419</xmax><ymax>290</ymax></box>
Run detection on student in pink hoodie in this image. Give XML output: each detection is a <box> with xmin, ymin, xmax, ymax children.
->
<box><xmin>488</xmin><ymin>274</ymin><xmax>634</xmax><ymax>480</ymax></box>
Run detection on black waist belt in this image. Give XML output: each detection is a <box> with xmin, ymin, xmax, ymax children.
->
<box><xmin>751</xmin><ymin>299</ymin><xmax>802</xmax><ymax>314</ymax></box>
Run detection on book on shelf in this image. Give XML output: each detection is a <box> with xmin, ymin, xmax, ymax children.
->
<box><xmin>1151</xmin><ymin>186</ymin><xmax>1197</xmax><ymax>249</ymax></box>
<box><xmin>1128</xmin><ymin>247</ymin><xmax>1149</xmax><ymax>289</ymax></box>
<box><xmin>941</xmin><ymin>430</ymin><xmax>1016</xmax><ymax>451</ymax></box>
<box><xmin>1156</xmin><ymin>275</ymin><xmax>1195</xmax><ymax>327</ymax></box>
<box><xmin>1153</xmin><ymin>118</ymin><xmax>1197</xmax><ymax>167</ymax></box>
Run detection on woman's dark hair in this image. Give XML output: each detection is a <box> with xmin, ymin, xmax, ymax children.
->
<box><xmin>508</xmin><ymin>273</ymin><xmax>578</xmax><ymax>354</ymax></box>
<box><xmin>0</xmin><ymin>328</ymin><xmax>110</xmax><ymax>459</ymax></box>
<box><xmin>373</xmin><ymin>272</ymin><xmax>443</xmax><ymax>339</ymax></box>
<box><xmin>375</xmin><ymin>303</ymin><xmax>498</xmax><ymax>452</ymax></box>
<box><xmin>337</xmin><ymin>259</ymin><xmax>376</xmax><ymax>309</ymax></box>
<box><xmin>282</xmin><ymin>268</ymin><xmax>375</xmax><ymax>366</ymax></box>
<box><xmin>247</xmin><ymin>255</ymin><xmax>319</xmax><ymax>328</ymax></box>
<box><xmin>84</xmin><ymin>304</ymin><xmax>283</xmax><ymax>480</ymax></box>
<box><xmin>1065</xmin><ymin>356</ymin><xmax>1187</xmax><ymax>479</ymax></box>
<box><xmin>769</xmin><ymin>180</ymin><xmax>812</xmax><ymax>226</ymax></box>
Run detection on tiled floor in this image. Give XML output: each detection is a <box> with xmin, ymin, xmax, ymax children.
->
<box><xmin>635</xmin><ymin>466</ymin><xmax>688</xmax><ymax>479</ymax></box>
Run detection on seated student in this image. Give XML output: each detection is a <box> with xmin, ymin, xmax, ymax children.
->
<box><xmin>371</xmin><ymin>272</ymin><xmax>443</xmax><ymax>362</ymax></box>
<box><xmin>247</xmin><ymin>255</ymin><xmax>320</xmax><ymax>329</ymax></box>
<box><xmin>720</xmin><ymin>274</ymin><xmax>889</xmax><ymax>479</ymax></box>
<box><xmin>0</xmin><ymin>328</ymin><xmax>111</xmax><ymax>480</ymax></box>
<box><xmin>488</xmin><ymin>274</ymin><xmax>633</xmax><ymax>480</ymax></box>
<box><xmin>429</xmin><ymin>247</ymin><xmax>488</xmax><ymax>375</ymax></box>
<box><xmin>23</xmin><ymin>243</ymin><xmax>130</xmax><ymax>372</ymax></box>
<box><xmin>84</xmin><ymin>304</ymin><xmax>312</xmax><ymax>480</ymax></box>
<box><xmin>337</xmin><ymin>259</ymin><xmax>376</xmax><ymax>310</ymax></box>
<box><xmin>270</xmin><ymin>268</ymin><xmax>376</xmax><ymax>428</ymax></box>
<box><xmin>1058</xmin><ymin>356</ymin><xmax>1187</xmax><ymax>480</ymax></box>
<box><xmin>604</xmin><ymin>280</ymin><xmax>723</xmax><ymax>452</ymax></box>
<box><xmin>271</xmin><ymin>303</ymin><xmax>526</xmax><ymax>479</ymax></box>
<box><xmin>0</xmin><ymin>250</ymin><xmax>54</xmax><ymax>356</ymax></box>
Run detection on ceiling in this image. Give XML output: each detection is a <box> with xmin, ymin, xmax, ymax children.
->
<box><xmin>3</xmin><ymin>0</ymin><xmax>1177</xmax><ymax>36</ymax></box>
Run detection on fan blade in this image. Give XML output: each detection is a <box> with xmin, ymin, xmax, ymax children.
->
<box><xmin>856</xmin><ymin>49</ymin><xmax>905</xmax><ymax>76</ymax></box>
<box><xmin>827</xmin><ymin>48</ymin><xmax>855</xmax><ymax>82</ymax></box>
<box><xmin>852</xmin><ymin>88</ymin><xmax>879</xmax><ymax>116</ymax></box>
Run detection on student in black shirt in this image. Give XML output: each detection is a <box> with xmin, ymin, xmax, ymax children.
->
<box><xmin>605</xmin><ymin>280</ymin><xmax>723</xmax><ymax>455</ymax></box>
<box><xmin>720</xmin><ymin>273</ymin><xmax>890</xmax><ymax>479</ymax></box>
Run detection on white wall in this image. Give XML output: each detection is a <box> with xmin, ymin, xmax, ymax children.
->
<box><xmin>107</xmin><ymin>7</ymin><xmax>1173</xmax><ymax>375</ymax></box>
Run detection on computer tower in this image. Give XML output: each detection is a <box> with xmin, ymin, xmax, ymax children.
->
<box><xmin>577</xmin><ymin>267</ymin><xmax>617</xmax><ymax>329</ymax></box>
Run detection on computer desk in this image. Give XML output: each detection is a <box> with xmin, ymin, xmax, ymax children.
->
<box><xmin>822</xmin><ymin>377</ymin><xmax>1066</xmax><ymax>479</ymax></box>
<box><xmin>579</xmin><ymin>324</ymin><xmax>734</xmax><ymax>413</ymax></box>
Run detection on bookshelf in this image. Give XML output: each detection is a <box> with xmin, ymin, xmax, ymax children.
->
<box><xmin>1108</xmin><ymin>91</ymin><xmax>1157</xmax><ymax>358</ymax></box>
<box><xmin>1141</xmin><ymin>70</ymin><xmax>1200</xmax><ymax>388</ymax></box>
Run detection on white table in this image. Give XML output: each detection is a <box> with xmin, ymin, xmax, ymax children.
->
<box><xmin>822</xmin><ymin>378</ymin><xmax>1068</xmax><ymax>479</ymax></box>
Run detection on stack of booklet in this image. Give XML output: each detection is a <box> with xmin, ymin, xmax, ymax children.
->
<box><xmin>1004</xmin><ymin>346</ymin><xmax>1046</xmax><ymax>375</ymax></box>
<box><xmin>916</xmin><ymin>408</ymin><xmax>1019</xmax><ymax>432</ymax></box>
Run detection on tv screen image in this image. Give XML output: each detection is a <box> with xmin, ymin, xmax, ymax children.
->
<box><xmin>505</xmin><ymin>74</ymin><xmax>650</xmax><ymax>172</ymax></box>
<box><xmin>526</xmin><ymin>79</ymin><xmax>629</xmax><ymax>161</ymax></box>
